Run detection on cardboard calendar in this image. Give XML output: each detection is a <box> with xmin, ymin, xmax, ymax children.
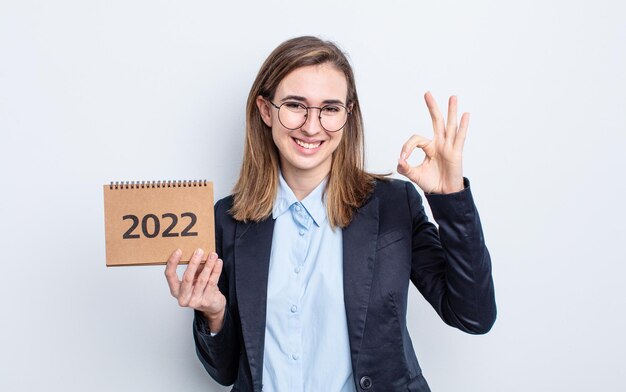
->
<box><xmin>103</xmin><ymin>180</ymin><xmax>215</xmax><ymax>266</ymax></box>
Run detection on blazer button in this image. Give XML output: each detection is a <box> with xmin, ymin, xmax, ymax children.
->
<box><xmin>359</xmin><ymin>376</ymin><xmax>372</xmax><ymax>389</ymax></box>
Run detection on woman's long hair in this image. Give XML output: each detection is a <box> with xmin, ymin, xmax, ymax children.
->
<box><xmin>231</xmin><ymin>36</ymin><xmax>384</xmax><ymax>228</ymax></box>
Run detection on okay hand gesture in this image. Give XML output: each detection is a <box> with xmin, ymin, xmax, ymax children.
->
<box><xmin>397</xmin><ymin>92</ymin><xmax>469</xmax><ymax>194</ymax></box>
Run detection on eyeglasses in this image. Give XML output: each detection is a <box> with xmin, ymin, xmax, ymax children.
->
<box><xmin>267</xmin><ymin>100</ymin><xmax>351</xmax><ymax>133</ymax></box>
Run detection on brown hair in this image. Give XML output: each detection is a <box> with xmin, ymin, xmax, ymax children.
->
<box><xmin>231</xmin><ymin>36</ymin><xmax>385</xmax><ymax>228</ymax></box>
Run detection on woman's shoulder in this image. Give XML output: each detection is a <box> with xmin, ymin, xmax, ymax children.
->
<box><xmin>366</xmin><ymin>177</ymin><xmax>422</xmax><ymax>227</ymax></box>
<box><xmin>213</xmin><ymin>194</ymin><xmax>236</xmax><ymax>223</ymax></box>
<box><xmin>215</xmin><ymin>194</ymin><xmax>235</xmax><ymax>209</ymax></box>
<box><xmin>371</xmin><ymin>176</ymin><xmax>418</xmax><ymax>200</ymax></box>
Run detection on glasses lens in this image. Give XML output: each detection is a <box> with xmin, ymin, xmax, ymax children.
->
<box><xmin>278</xmin><ymin>102</ymin><xmax>307</xmax><ymax>129</ymax></box>
<box><xmin>319</xmin><ymin>105</ymin><xmax>348</xmax><ymax>132</ymax></box>
<box><xmin>277</xmin><ymin>102</ymin><xmax>349</xmax><ymax>132</ymax></box>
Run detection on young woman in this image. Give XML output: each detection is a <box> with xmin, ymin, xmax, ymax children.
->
<box><xmin>165</xmin><ymin>36</ymin><xmax>496</xmax><ymax>392</ymax></box>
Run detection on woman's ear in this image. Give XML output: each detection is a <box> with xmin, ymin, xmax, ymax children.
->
<box><xmin>256</xmin><ymin>96</ymin><xmax>273</xmax><ymax>127</ymax></box>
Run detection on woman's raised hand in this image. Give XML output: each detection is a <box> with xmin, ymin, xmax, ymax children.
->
<box><xmin>397</xmin><ymin>92</ymin><xmax>468</xmax><ymax>194</ymax></box>
<box><xmin>165</xmin><ymin>248</ymin><xmax>226</xmax><ymax>333</ymax></box>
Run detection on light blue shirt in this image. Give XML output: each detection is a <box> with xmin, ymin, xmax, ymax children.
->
<box><xmin>261</xmin><ymin>173</ymin><xmax>356</xmax><ymax>392</ymax></box>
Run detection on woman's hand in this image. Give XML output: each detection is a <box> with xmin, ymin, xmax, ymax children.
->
<box><xmin>397</xmin><ymin>91</ymin><xmax>469</xmax><ymax>194</ymax></box>
<box><xmin>165</xmin><ymin>248</ymin><xmax>226</xmax><ymax>333</ymax></box>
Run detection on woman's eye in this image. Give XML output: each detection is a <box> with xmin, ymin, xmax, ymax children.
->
<box><xmin>284</xmin><ymin>102</ymin><xmax>305</xmax><ymax>110</ymax></box>
<box><xmin>322</xmin><ymin>105</ymin><xmax>341</xmax><ymax>114</ymax></box>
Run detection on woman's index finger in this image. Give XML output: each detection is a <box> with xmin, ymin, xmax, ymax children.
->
<box><xmin>165</xmin><ymin>249</ymin><xmax>183</xmax><ymax>297</ymax></box>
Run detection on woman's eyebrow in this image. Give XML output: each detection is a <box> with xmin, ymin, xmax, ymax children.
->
<box><xmin>280</xmin><ymin>95</ymin><xmax>345</xmax><ymax>105</ymax></box>
<box><xmin>280</xmin><ymin>95</ymin><xmax>307</xmax><ymax>102</ymax></box>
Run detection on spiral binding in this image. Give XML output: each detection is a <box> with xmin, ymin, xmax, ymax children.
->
<box><xmin>109</xmin><ymin>180</ymin><xmax>209</xmax><ymax>189</ymax></box>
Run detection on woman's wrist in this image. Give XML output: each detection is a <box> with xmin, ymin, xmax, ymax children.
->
<box><xmin>202</xmin><ymin>307</ymin><xmax>226</xmax><ymax>333</ymax></box>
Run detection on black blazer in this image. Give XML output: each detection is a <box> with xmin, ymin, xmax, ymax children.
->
<box><xmin>193</xmin><ymin>178</ymin><xmax>496</xmax><ymax>392</ymax></box>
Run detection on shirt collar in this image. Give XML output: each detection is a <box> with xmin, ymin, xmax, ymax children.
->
<box><xmin>272</xmin><ymin>172</ymin><xmax>328</xmax><ymax>226</ymax></box>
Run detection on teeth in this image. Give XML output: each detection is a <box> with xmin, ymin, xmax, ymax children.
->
<box><xmin>295</xmin><ymin>138</ymin><xmax>321</xmax><ymax>149</ymax></box>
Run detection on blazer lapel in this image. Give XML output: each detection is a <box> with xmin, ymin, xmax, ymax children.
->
<box><xmin>234</xmin><ymin>217</ymin><xmax>275</xmax><ymax>391</ymax></box>
<box><xmin>342</xmin><ymin>195</ymin><xmax>379</xmax><ymax>368</ymax></box>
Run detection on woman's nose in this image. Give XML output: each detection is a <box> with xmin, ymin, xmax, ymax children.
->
<box><xmin>300</xmin><ymin>108</ymin><xmax>324</xmax><ymax>135</ymax></box>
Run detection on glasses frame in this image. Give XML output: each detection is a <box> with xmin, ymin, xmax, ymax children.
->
<box><xmin>267</xmin><ymin>100</ymin><xmax>351</xmax><ymax>133</ymax></box>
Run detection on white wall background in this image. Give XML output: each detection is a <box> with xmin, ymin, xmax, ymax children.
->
<box><xmin>1</xmin><ymin>0</ymin><xmax>625</xmax><ymax>391</ymax></box>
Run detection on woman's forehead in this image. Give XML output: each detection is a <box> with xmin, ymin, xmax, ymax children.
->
<box><xmin>275</xmin><ymin>63</ymin><xmax>348</xmax><ymax>104</ymax></box>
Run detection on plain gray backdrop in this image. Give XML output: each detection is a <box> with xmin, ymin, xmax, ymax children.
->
<box><xmin>1</xmin><ymin>0</ymin><xmax>625</xmax><ymax>391</ymax></box>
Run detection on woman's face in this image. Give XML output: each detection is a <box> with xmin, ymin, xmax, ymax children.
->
<box><xmin>257</xmin><ymin>63</ymin><xmax>348</xmax><ymax>182</ymax></box>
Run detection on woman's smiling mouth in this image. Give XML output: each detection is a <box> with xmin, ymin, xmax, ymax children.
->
<box><xmin>293</xmin><ymin>137</ymin><xmax>323</xmax><ymax>150</ymax></box>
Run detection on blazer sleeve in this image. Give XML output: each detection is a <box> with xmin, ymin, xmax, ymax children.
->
<box><xmin>407</xmin><ymin>177</ymin><xmax>497</xmax><ymax>334</ymax></box>
<box><xmin>192</xmin><ymin>198</ymin><xmax>239</xmax><ymax>386</ymax></box>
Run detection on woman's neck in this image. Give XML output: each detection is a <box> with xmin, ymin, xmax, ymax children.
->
<box><xmin>281</xmin><ymin>166</ymin><xmax>329</xmax><ymax>201</ymax></box>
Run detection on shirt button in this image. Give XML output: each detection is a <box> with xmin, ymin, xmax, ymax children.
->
<box><xmin>295</xmin><ymin>205</ymin><xmax>302</xmax><ymax>212</ymax></box>
<box><xmin>294</xmin><ymin>267</ymin><xmax>301</xmax><ymax>274</ymax></box>
<box><xmin>299</xmin><ymin>230</ymin><xmax>305</xmax><ymax>236</ymax></box>
<box><xmin>359</xmin><ymin>376</ymin><xmax>372</xmax><ymax>389</ymax></box>
<box><xmin>290</xmin><ymin>305</ymin><xmax>298</xmax><ymax>313</ymax></box>
<box><xmin>292</xmin><ymin>353</ymin><xmax>299</xmax><ymax>360</ymax></box>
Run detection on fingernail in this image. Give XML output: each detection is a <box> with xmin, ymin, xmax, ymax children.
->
<box><xmin>175</xmin><ymin>249</ymin><xmax>182</xmax><ymax>256</ymax></box>
<box><xmin>210</xmin><ymin>252</ymin><xmax>218</xmax><ymax>260</ymax></box>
